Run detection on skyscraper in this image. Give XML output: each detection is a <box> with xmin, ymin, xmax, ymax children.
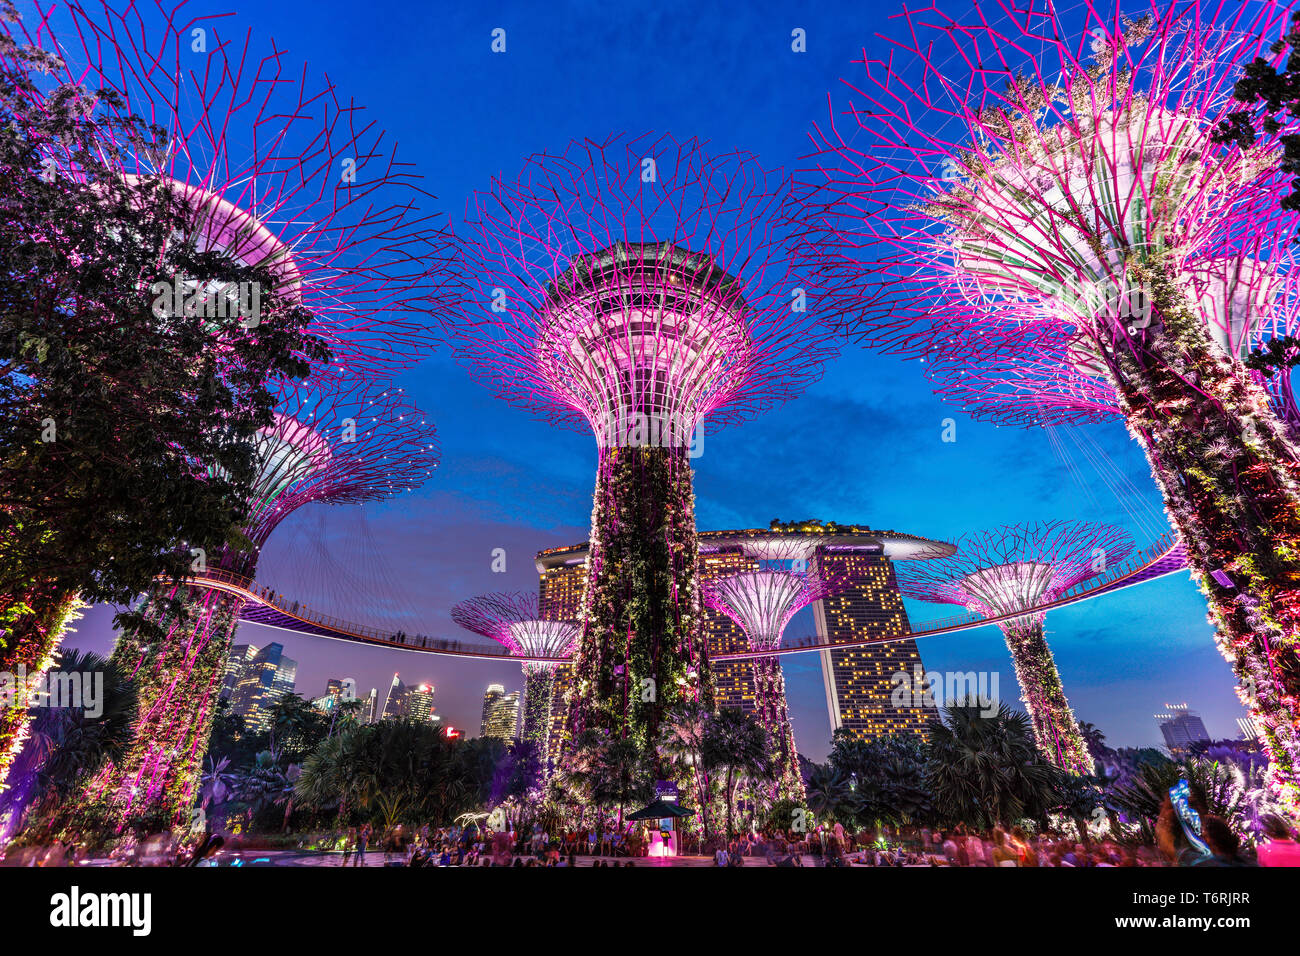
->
<box><xmin>312</xmin><ymin>677</ymin><xmax>358</xmax><ymax>713</ymax></box>
<box><xmin>379</xmin><ymin>674</ymin><xmax>437</xmax><ymax>723</ymax></box>
<box><xmin>814</xmin><ymin>549</ymin><xmax>929</xmax><ymax>742</ymax></box>
<box><xmin>406</xmin><ymin>684</ymin><xmax>436</xmax><ymax>724</ymax></box>
<box><xmin>480</xmin><ymin>684</ymin><xmax>520</xmax><ymax>741</ymax></box>
<box><xmin>535</xmin><ymin>521</ymin><xmax>949</xmax><ymax>757</ymax></box>
<box><xmin>229</xmin><ymin>642</ymin><xmax>297</xmax><ymax>731</ymax></box>
<box><xmin>1156</xmin><ymin>704</ymin><xmax>1211</xmax><ymax>755</ymax></box>
<box><xmin>220</xmin><ymin>644</ymin><xmax>260</xmax><ymax>699</ymax></box>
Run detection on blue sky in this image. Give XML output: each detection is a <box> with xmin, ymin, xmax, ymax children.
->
<box><xmin>61</xmin><ymin>0</ymin><xmax>1248</xmax><ymax>761</ymax></box>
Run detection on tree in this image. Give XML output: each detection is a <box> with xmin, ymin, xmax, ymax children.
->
<box><xmin>1077</xmin><ymin>721</ymin><xmax>1112</xmax><ymax>763</ymax></box>
<box><xmin>267</xmin><ymin>695</ymin><xmax>332</xmax><ymax>764</ymax></box>
<box><xmin>1107</xmin><ymin>757</ymin><xmax>1250</xmax><ymax>843</ymax></box>
<box><xmin>827</xmin><ymin>731</ymin><xmax>931</xmax><ymax>826</ymax></box>
<box><xmin>658</xmin><ymin>703</ymin><xmax>714</xmax><ymax>837</ymax></box>
<box><xmin>594</xmin><ymin>736</ymin><xmax>653</xmax><ymax>828</ymax></box>
<box><xmin>0</xmin><ymin>647</ymin><xmax>135</xmax><ymax>842</ymax></box>
<box><xmin>0</xmin><ymin>11</ymin><xmax>326</xmax><ymax>785</ymax></box>
<box><xmin>294</xmin><ymin>720</ymin><xmax>489</xmax><ymax>829</ymax></box>
<box><xmin>805</xmin><ymin>763</ymin><xmax>857</xmax><ymax>827</ymax></box>
<box><xmin>925</xmin><ymin>704</ymin><xmax>1064</xmax><ymax>829</ymax></box>
<box><xmin>701</xmin><ymin>708</ymin><xmax>772</xmax><ymax>836</ymax></box>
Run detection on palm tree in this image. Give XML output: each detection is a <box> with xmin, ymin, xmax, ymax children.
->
<box><xmin>805</xmin><ymin>764</ymin><xmax>855</xmax><ymax>826</ymax></box>
<box><xmin>553</xmin><ymin>729</ymin><xmax>603</xmax><ymax>829</ymax></box>
<box><xmin>658</xmin><ymin>703</ymin><xmax>714</xmax><ymax>837</ymax></box>
<box><xmin>926</xmin><ymin>703</ymin><xmax>1062</xmax><ymax>829</ymax></box>
<box><xmin>0</xmin><ymin>648</ymin><xmax>136</xmax><ymax>842</ymax></box>
<box><xmin>590</xmin><ymin>736</ymin><xmax>652</xmax><ymax>828</ymax></box>
<box><xmin>197</xmin><ymin>754</ymin><xmax>237</xmax><ymax>830</ymax></box>
<box><xmin>294</xmin><ymin>719</ymin><xmax>483</xmax><ymax>828</ymax></box>
<box><xmin>233</xmin><ymin>749</ymin><xmax>299</xmax><ymax>829</ymax></box>
<box><xmin>701</xmin><ymin>708</ymin><xmax>771</xmax><ymax>836</ymax></box>
<box><xmin>1107</xmin><ymin>757</ymin><xmax>1247</xmax><ymax>841</ymax></box>
<box><xmin>1077</xmin><ymin>720</ymin><xmax>1111</xmax><ymax>764</ymax></box>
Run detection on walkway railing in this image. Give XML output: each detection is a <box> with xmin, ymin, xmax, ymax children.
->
<box><xmin>174</xmin><ymin>533</ymin><xmax>1185</xmax><ymax>664</ymax></box>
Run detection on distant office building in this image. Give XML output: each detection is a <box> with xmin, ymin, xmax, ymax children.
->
<box><xmin>221</xmin><ymin>644</ymin><xmax>260</xmax><ymax>699</ymax></box>
<box><xmin>481</xmin><ymin>684</ymin><xmax>520</xmax><ymax>741</ymax></box>
<box><xmin>312</xmin><ymin>677</ymin><xmax>358</xmax><ymax>714</ymax></box>
<box><xmin>406</xmin><ymin>683</ymin><xmax>436</xmax><ymax>723</ymax></box>
<box><xmin>1156</xmin><ymin>704</ymin><xmax>1211</xmax><ymax>754</ymax></box>
<box><xmin>364</xmin><ymin>687</ymin><xmax>379</xmax><ymax>724</ymax></box>
<box><xmin>378</xmin><ymin>674</ymin><xmax>437</xmax><ymax>723</ymax></box>
<box><xmin>1237</xmin><ymin>716</ymin><xmax>1262</xmax><ymax>742</ymax></box>
<box><xmin>229</xmin><ymin>642</ymin><xmax>297</xmax><ymax>731</ymax></box>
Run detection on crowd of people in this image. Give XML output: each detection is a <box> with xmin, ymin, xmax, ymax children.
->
<box><xmin>6</xmin><ymin>808</ymin><xmax>1297</xmax><ymax>867</ymax></box>
<box><xmin>312</xmin><ymin>812</ymin><xmax>1300</xmax><ymax>867</ymax></box>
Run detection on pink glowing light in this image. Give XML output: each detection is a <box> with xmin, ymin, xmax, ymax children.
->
<box><xmin>448</xmin><ymin>132</ymin><xmax>839</xmax><ymax>443</ymax></box>
<box><xmin>451</xmin><ymin>592</ymin><xmax>578</xmax><ymax>666</ymax></box>
<box><xmin>895</xmin><ymin>520</ymin><xmax>1135</xmax><ymax>620</ymax></box>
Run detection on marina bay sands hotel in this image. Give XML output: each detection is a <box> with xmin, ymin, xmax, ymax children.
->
<box><xmin>534</xmin><ymin>520</ymin><xmax>953</xmax><ymax>749</ymax></box>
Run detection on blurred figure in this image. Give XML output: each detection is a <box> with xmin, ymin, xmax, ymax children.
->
<box><xmin>1192</xmin><ymin>816</ymin><xmax>1253</xmax><ymax>867</ymax></box>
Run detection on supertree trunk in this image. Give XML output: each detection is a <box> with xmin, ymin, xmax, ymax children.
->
<box><xmin>68</xmin><ymin>584</ymin><xmax>243</xmax><ymax>834</ymax></box>
<box><xmin>522</xmin><ymin>665</ymin><xmax>557</xmax><ymax>764</ymax></box>
<box><xmin>1100</xmin><ymin>263</ymin><xmax>1300</xmax><ymax>804</ymax></box>
<box><xmin>999</xmin><ymin>618</ymin><xmax>1093</xmax><ymax>776</ymax></box>
<box><xmin>0</xmin><ymin>583</ymin><xmax>83</xmax><ymax>790</ymax></box>
<box><xmin>751</xmin><ymin>654</ymin><xmax>805</xmax><ymax>801</ymax></box>
<box><xmin>568</xmin><ymin>445</ymin><xmax>712</xmax><ymax>761</ymax></box>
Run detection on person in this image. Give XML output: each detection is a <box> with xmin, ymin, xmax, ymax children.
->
<box><xmin>991</xmin><ymin>828</ymin><xmax>1018</xmax><ymax>867</ymax></box>
<box><xmin>1192</xmin><ymin>816</ymin><xmax>1253</xmax><ymax>867</ymax></box>
<box><xmin>941</xmin><ymin>831</ymin><xmax>960</xmax><ymax>866</ymax></box>
<box><xmin>341</xmin><ymin>827</ymin><xmax>356</xmax><ymax>867</ymax></box>
<box><xmin>713</xmin><ymin>843</ymin><xmax>729</xmax><ymax>867</ymax></box>
<box><xmin>1257</xmin><ymin>815</ymin><xmax>1300</xmax><ymax>867</ymax></box>
<box><xmin>354</xmin><ymin>823</ymin><xmax>370</xmax><ymax>867</ymax></box>
<box><xmin>1010</xmin><ymin>827</ymin><xmax>1038</xmax><ymax>867</ymax></box>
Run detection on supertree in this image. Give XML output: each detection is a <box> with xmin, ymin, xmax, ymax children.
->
<box><xmin>451</xmin><ymin>593</ymin><xmax>579</xmax><ymax>767</ymax></box>
<box><xmin>4</xmin><ymin>0</ymin><xmax>456</xmax><ymax>378</ymax></box>
<box><xmin>700</xmin><ymin>538</ymin><xmax>851</xmax><ymax>801</ymax></box>
<box><xmin>802</xmin><ymin>0</ymin><xmax>1300</xmax><ymax>803</ymax></box>
<box><xmin>62</xmin><ymin>379</ymin><xmax>438</xmax><ymax>833</ymax></box>
<box><xmin>0</xmin><ymin>0</ymin><xmax>459</xmax><ymax>793</ymax></box>
<box><xmin>447</xmin><ymin>132</ymin><xmax>838</xmax><ymax>756</ymax></box>
<box><xmin>894</xmin><ymin>520</ymin><xmax>1134</xmax><ymax>775</ymax></box>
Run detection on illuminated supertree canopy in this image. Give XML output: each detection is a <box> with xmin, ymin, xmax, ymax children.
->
<box><xmin>802</xmin><ymin>0</ymin><xmax>1300</xmax><ymax>805</ymax></box>
<box><xmin>452</xmin><ymin>592</ymin><xmax>578</xmax><ymax>767</ymax></box>
<box><xmin>71</xmin><ymin>377</ymin><xmax>440</xmax><ymax>832</ymax></box>
<box><xmin>700</xmin><ymin>537</ymin><xmax>852</xmax><ymax>800</ymax></box>
<box><xmin>4</xmin><ymin>0</ymin><xmax>462</xmax><ymax>380</ymax></box>
<box><xmin>927</xmin><ymin>251</ymin><xmax>1299</xmax><ymax>431</ymax></box>
<box><xmin>895</xmin><ymin>521</ymin><xmax>1134</xmax><ymax>775</ymax></box>
<box><xmin>448</xmin><ymin>132</ymin><xmax>840</xmax><ymax>756</ymax></box>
